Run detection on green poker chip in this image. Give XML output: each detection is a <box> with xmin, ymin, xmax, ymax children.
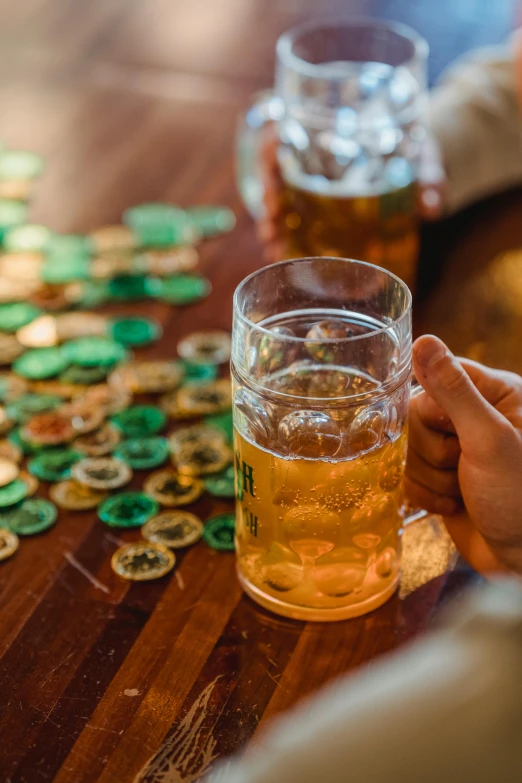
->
<box><xmin>28</xmin><ymin>449</ymin><xmax>83</xmax><ymax>481</ymax></box>
<box><xmin>111</xmin><ymin>405</ymin><xmax>167</xmax><ymax>438</ymax></box>
<box><xmin>6</xmin><ymin>393</ymin><xmax>62</xmax><ymax>423</ymax></box>
<box><xmin>0</xmin><ymin>303</ymin><xmax>41</xmax><ymax>333</ymax></box>
<box><xmin>62</xmin><ymin>337</ymin><xmax>127</xmax><ymax>367</ymax></box>
<box><xmin>0</xmin><ymin>150</ymin><xmax>44</xmax><ymax>181</ymax></box>
<box><xmin>76</xmin><ymin>280</ymin><xmax>110</xmax><ymax>308</ymax></box>
<box><xmin>2</xmin><ymin>498</ymin><xmax>57</xmax><ymax>535</ymax></box>
<box><xmin>113</xmin><ymin>436</ymin><xmax>170</xmax><ymax>469</ymax></box>
<box><xmin>0</xmin><ymin>200</ymin><xmax>29</xmax><ymax>240</ymax></box>
<box><xmin>0</xmin><ymin>479</ymin><xmax>30</xmax><ymax>508</ymax></box>
<box><xmin>46</xmin><ymin>234</ymin><xmax>93</xmax><ymax>260</ymax></box>
<box><xmin>123</xmin><ymin>203</ymin><xmax>196</xmax><ymax>247</ymax></box>
<box><xmin>203</xmin><ymin>465</ymin><xmax>235</xmax><ymax>498</ymax></box>
<box><xmin>109</xmin><ymin>316</ymin><xmax>163</xmax><ymax>347</ymax></box>
<box><xmin>202</xmin><ymin>513</ymin><xmax>236</xmax><ymax>551</ymax></box>
<box><xmin>3</xmin><ymin>224</ymin><xmax>53</xmax><ymax>253</ymax></box>
<box><xmin>13</xmin><ymin>347</ymin><xmax>68</xmax><ymax>379</ymax></box>
<box><xmin>98</xmin><ymin>491</ymin><xmax>159</xmax><ymax>528</ymax></box>
<box><xmin>108</xmin><ymin>274</ymin><xmax>151</xmax><ymax>301</ymax></box>
<box><xmin>149</xmin><ymin>274</ymin><xmax>211</xmax><ymax>305</ymax></box>
<box><xmin>42</xmin><ymin>257</ymin><xmax>90</xmax><ymax>284</ymax></box>
<box><xmin>204</xmin><ymin>411</ymin><xmax>233</xmax><ymax>444</ymax></box>
<box><xmin>186</xmin><ymin>206</ymin><xmax>236</xmax><ymax>238</ymax></box>
<box><xmin>59</xmin><ymin>364</ymin><xmax>110</xmax><ymax>385</ymax></box>
<box><xmin>181</xmin><ymin>360</ymin><xmax>218</xmax><ymax>384</ymax></box>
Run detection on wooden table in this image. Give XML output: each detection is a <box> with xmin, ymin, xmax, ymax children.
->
<box><xmin>0</xmin><ymin>1</ymin><xmax>519</xmax><ymax>781</ymax></box>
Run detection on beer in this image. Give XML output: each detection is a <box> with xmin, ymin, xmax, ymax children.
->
<box><xmin>233</xmin><ymin>362</ymin><xmax>408</xmax><ymax>622</ymax></box>
<box><xmin>278</xmin><ymin>172</ymin><xmax>419</xmax><ymax>290</ymax></box>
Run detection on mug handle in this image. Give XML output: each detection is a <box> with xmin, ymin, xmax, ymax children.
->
<box><xmin>236</xmin><ymin>90</ymin><xmax>284</xmax><ymax>219</ymax></box>
<box><xmin>403</xmin><ymin>381</ymin><xmax>428</xmax><ymax>526</ymax></box>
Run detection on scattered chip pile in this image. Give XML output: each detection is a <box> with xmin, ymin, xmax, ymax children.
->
<box><xmin>0</xmin><ymin>147</ymin><xmax>237</xmax><ymax>580</ymax></box>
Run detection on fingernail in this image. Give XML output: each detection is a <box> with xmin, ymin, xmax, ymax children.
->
<box><xmin>414</xmin><ymin>335</ymin><xmax>446</xmax><ymax>369</ymax></box>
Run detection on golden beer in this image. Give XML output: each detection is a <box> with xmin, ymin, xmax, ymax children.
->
<box><xmin>279</xmin><ymin>177</ymin><xmax>419</xmax><ymax>290</ymax></box>
<box><xmin>234</xmin><ymin>364</ymin><xmax>407</xmax><ymax>621</ymax></box>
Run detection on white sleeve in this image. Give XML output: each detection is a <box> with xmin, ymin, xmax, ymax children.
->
<box><xmin>425</xmin><ymin>43</ymin><xmax>522</xmax><ymax>214</ymax></box>
<box><xmin>209</xmin><ymin>579</ymin><xmax>522</xmax><ymax>783</ymax></box>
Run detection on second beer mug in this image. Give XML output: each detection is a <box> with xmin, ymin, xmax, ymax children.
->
<box><xmin>238</xmin><ymin>19</ymin><xmax>428</xmax><ymax>290</ymax></box>
<box><xmin>232</xmin><ymin>257</ymin><xmax>412</xmax><ymax>621</ymax></box>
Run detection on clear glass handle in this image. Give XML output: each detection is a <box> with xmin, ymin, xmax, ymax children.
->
<box><xmin>236</xmin><ymin>90</ymin><xmax>284</xmax><ymax>219</ymax></box>
<box><xmin>403</xmin><ymin>381</ymin><xmax>428</xmax><ymax>526</ymax></box>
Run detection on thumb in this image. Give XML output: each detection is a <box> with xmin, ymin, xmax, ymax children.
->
<box><xmin>413</xmin><ymin>335</ymin><xmax>503</xmax><ymax>450</ymax></box>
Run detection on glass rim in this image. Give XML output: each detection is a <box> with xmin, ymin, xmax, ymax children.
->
<box><xmin>233</xmin><ymin>256</ymin><xmax>412</xmax><ymax>345</ymax></box>
<box><xmin>276</xmin><ymin>16</ymin><xmax>429</xmax><ymax>81</ymax></box>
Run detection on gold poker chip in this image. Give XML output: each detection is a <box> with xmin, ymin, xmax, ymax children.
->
<box><xmin>0</xmin><ymin>457</ymin><xmax>19</xmax><ymax>487</ymax></box>
<box><xmin>111</xmin><ymin>541</ymin><xmax>175</xmax><ymax>581</ymax></box>
<box><xmin>0</xmin><ymin>406</ymin><xmax>13</xmax><ymax>436</ymax></box>
<box><xmin>143</xmin><ymin>469</ymin><xmax>204</xmax><ymax>507</ymax></box>
<box><xmin>74</xmin><ymin>423</ymin><xmax>121</xmax><ymax>456</ymax></box>
<box><xmin>72</xmin><ymin>456</ymin><xmax>132</xmax><ymax>490</ymax></box>
<box><xmin>20</xmin><ymin>470</ymin><xmax>39</xmax><ymax>497</ymax></box>
<box><xmin>77</xmin><ymin>384</ymin><xmax>131</xmax><ymax>416</ymax></box>
<box><xmin>31</xmin><ymin>379</ymin><xmax>87</xmax><ymax>398</ymax></box>
<box><xmin>177</xmin><ymin>330</ymin><xmax>231</xmax><ymax>365</ymax></box>
<box><xmin>173</xmin><ymin>442</ymin><xmax>232</xmax><ymax>477</ymax></box>
<box><xmin>89</xmin><ymin>224</ymin><xmax>138</xmax><ymax>253</ymax></box>
<box><xmin>0</xmin><ymin>439</ymin><xmax>22</xmax><ymax>464</ymax></box>
<box><xmin>60</xmin><ymin>401</ymin><xmax>105</xmax><ymax>435</ymax></box>
<box><xmin>0</xmin><ymin>528</ymin><xmax>19</xmax><ymax>562</ymax></box>
<box><xmin>142</xmin><ymin>510</ymin><xmax>203</xmax><ymax>549</ymax></box>
<box><xmin>168</xmin><ymin>423</ymin><xmax>226</xmax><ymax>454</ymax></box>
<box><xmin>140</xmin><ymin>247</ymin><xmax>199</xmax><ymax>276</ymax></box>
<box><xmin>0</xmin><ymin>334</ymin><xmax>25</xmax><ymax>364</ymax></box>
<box><xmin>109</xmin><ymin>361</ymin><xmax>183</xmax><ymax>394</ymax></box>
<box><xmin>49</xmin><ymin>478</ymin><xmax>108</xmax><ymax>510</ymax></box>
<box><xmin>176</xmin><ymin>379</ymin><xmax>232</xmax><ymax>416</ymax></box>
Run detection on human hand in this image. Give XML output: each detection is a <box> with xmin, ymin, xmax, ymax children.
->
<box><xmin>406</xmin><ymin>335</ymin><xmax>522</xmax><ymax>575</ymax></box>
<box><xmin>256</xmin><ymin>127</ymin><xmax>445</xmax><ymax>263</ymax></box>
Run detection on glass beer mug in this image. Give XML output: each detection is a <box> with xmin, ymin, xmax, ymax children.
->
<box><xmin>238</xmin><ymin>19</ymin><xmax>428</xmax><ymax>290</ymax></box>
<box><xmin>232</xmin><ymin>257</ymin><xmax>412</xmax><ymax>621</ymax></box>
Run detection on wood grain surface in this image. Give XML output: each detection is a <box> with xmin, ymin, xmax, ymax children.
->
<box><xmin>0</xmin><ymin>1</ymin><xmax>519</xmax><ymax>781</ymax></box>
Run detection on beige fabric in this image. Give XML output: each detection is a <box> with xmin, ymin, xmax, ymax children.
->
<box><xmin>426</xmin><ymin>43</ymin><xmax>522</xmax><ymax>214</ymax></box>
<box><xmin>210</xmin><ymin>580</ymin><xmax>522</xmax><ymax>783</ymax></box>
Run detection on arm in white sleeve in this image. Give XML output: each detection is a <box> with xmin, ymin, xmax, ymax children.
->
<box><xmin>425</xmin><ymin>42</ymin><xmax>522</xmax><ymax>214</ymax></box>
<box><xmin>210</xmin><ymin>579</ymin><xmax>522</xmax><ymax>783</ymax></box>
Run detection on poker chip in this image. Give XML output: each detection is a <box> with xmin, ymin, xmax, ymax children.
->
<box><xmin>62</xmin><ymin>337</ymin><xmax>127</xmax><ymax>368</ymax></box>
<box><xmin>176</xmin><ymin>380</ymin><xmax>232</xmax><ymax>416</ymax></box>
<box><xmin>142</xmin><ymin>510</ymin><xmax>203</xmax><ymax>549</ymax></box>
<box><xmin>74</xmin><ymin>423</ymin><xmax>121</xmax><ymax>456</ymax></box>
<box><xmin>143</xmin><ymin>470</ymin><xmax>204</xmax><ymax>507</ymax></box>
<box><xmin>0</xmin><ymin>479</ymin><xmax>30</xmax><ymax>508</ymax></box>
<box><xmin>13</xmin><ymin>347</ymin><xmax>68</xmax><ymax>380</ymax></box>
<box><xmin>0</xmin><ymin>334</ymin><xmax>25</xmax><ymax>364</ymax></box>
<box><xmin>113</xmin><ymin>436</ymin><xmax>170</xmax><ymax>470</ymax></box>
<box><xmin>111</xmin><ymin>541</ymin><xmax>175</xmax><ymax>581</ymax></box>
<box><xmin>109</xmin><ymin>361</ymin><xmax>184</xmax><ymax>394</ymax></box>
<box><xmin>177</xmin><ymin>330</ymin><xmax>231</xmax><ymax>364</ymax></box>
<box><xmin>72</xmin><ymin>456</ymin><xmax>132</xmax><ymax>490</ymax></box>
<box><xmin>204</xmin><ymin>411</ymin><xmax>234</xmax><ymax>444</ymax></box>
<box><xmin>181</xmin><ymin>360</ymin><xmax>218</xmax><ymax>383</ymax></box>
<box><xmin>123</xmin><ymin>203</ymin><xmax>196</xmax><ymax>247</ymax></box>
<box><xmin>6</xmin><ymin>393</ymin><xmax>62</xmax><ymax>423</ymax></box>
<box><xmin>4</xmin><ymin>224</ymin><xmax>53</xmax><ymax>253</ymax></box>
<box><xmin>0</xmin><ymin>528</ymin><xmax>19</xmax><ymax>561</ymax></box>
<box><xmin>109</xmin><ymin>316</ymin><xmax>162</xmax><ymax>347</ymax></box>
<box><xmin>168</xmin><ymin>423</ymin><xmax>226</xmax><ymax>453</ymax></box>
<box><xmin>0</xmin><ymin>457</ymin><xmax>19</xmax><ymax>487</ymax></box>
<box><xmin>0</xmin><ymin>302</ymin><xmax>41</xmax><ymax>333</ymax></box>
<box><xmin>150</xmin><ymin>274</ymin><xmax>211</xmax><ymax>305</ymax></box>
<box><xmin>49</xmin><ymin>479</ymin><xmax>108</xmax><ymax>510</ymax></box>
<box><xmin>2</xmin><ymin>497</ymin><xmax>57</xmax><ymax>535</ymax></box>
<box><xmin>173</xmin><ymin>442</ymin><xmax>233</xmax><ymax>477</ymax></box>
<box><xmin>28</xmin><ymin>449</ymin><xmax>83</xmax><ymax>482</ymax></box>
<box><xmin>98</xmin><ymin>492</ymin><xmax>159</xmax><ymax>528</ymax></box>
<box><xmin>110</xmin><ymin>405</ymin><xmax>167</xmax><ymax>438</ymax></box>
<box><xmin>202</xmin><ymin>514</ymin><xmax>236</xmax><ymax>552</ymax></box>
